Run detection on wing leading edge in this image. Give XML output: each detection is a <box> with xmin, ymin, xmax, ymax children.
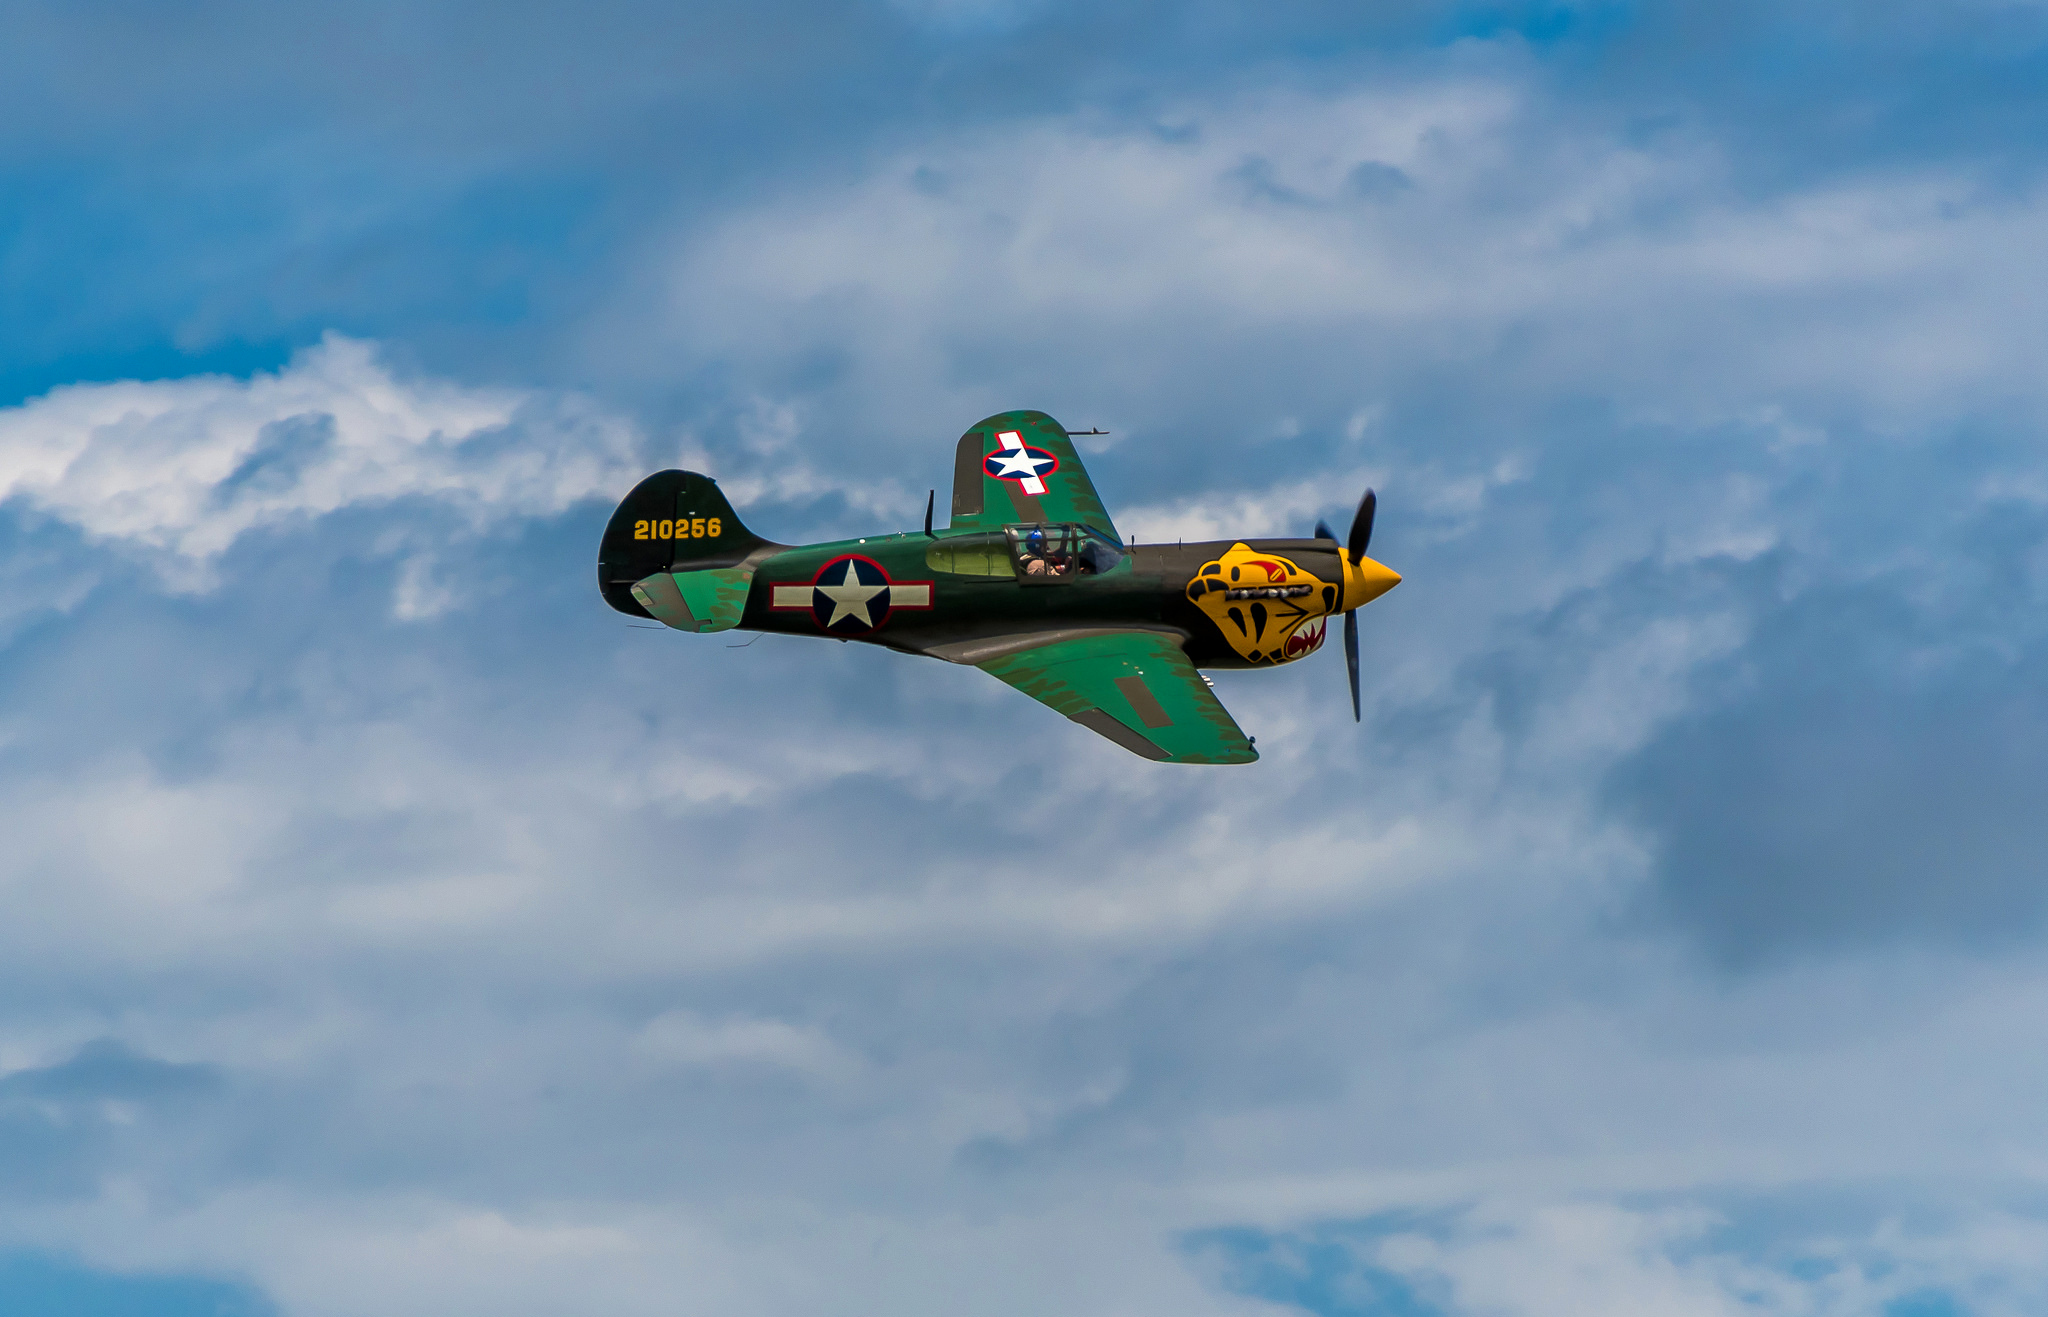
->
<box><xmin>977</xmin><ymin>631</ymin><xmax>1257</xmax><ymax>765</ymax></box>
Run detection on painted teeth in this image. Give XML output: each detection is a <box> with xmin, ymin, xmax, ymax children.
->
<box><xmin>1224</xmin><ymin>584</ymin><xmax>1313</xmax><ymax>600</ymax></box>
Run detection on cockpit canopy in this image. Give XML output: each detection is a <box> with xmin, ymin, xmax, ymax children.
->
<box><xmin>925</xmin><ymin>523</ymin><xmax>1126</xmax><ymax>582</ymax></box>
<box><xmin>1007</xmin><ymin>522</ymin><xmax>1125</xmax><ymax>580</ymax></box>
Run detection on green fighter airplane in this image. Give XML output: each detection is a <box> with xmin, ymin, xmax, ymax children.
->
<box><xmin>598</xmin><ymin>411</ymin><xmax>1401</xmax><ymax>764</ymax></box>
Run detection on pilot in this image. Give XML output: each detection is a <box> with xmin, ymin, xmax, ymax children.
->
<box><xmin>1021</xmin><ymin>527</ymin><xmax>1064</xmax><ymax>576</ymax></box>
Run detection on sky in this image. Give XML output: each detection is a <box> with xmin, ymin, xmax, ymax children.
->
<box><xmin>3</xmin><ymin>1</ymin><xmax>2048</xmax><ymax>1313</ymax></box>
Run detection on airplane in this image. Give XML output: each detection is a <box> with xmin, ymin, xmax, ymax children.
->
<box><xmin>597</xmin><ymin>410</ymin><xmax>1400</xmax><ymax>764</ymax></box>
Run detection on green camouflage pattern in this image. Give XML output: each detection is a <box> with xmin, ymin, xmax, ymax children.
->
<box><xmin>978</xmin><ymin>631</ymin><xmax>1257</xmax><ymax>765</ymax></box>
<box><xmin>670</xmin><ymin>567</ymin><xmax>753</xmax><ymax>633</ymax></box>
<box><xmin>628</xmin><ymin>566</ymin><xmax>754</xmax><ymax>633</ymax></box>
<box><xmin>948</xmin><ymin>409</ymin><xmax>1119</xmax><ymax>540</ymax></box>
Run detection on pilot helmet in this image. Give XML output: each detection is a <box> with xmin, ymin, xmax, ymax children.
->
<box><xmin>1026</xmin><ymin>527</ymin><xmax>1046</xmax><ymax>551</ymax></box>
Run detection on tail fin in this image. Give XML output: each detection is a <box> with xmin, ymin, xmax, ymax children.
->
<box><xmin>597</xmin><ymin>470</ymin><xmax>772</xmax><ymax>617</ymax></box>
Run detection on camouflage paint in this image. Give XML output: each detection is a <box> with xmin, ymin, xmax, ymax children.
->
<box><xmin>977</xmin><ymin>630</ymin><xmax>1256</xmax><ymax>765</ymax></box>
<box><xmin>948</xmin><ymin>410</ymin><xmax>1118</xmax><ymax>539</ymax></box>
<box><xmin>670</xmin><ymin>567</ymin><xmax>754</xmax><ymax>633</ymax></box>
<box><xmin>597</xmin><ymin>410</ymin><xmax>1398</xmax><ymax>762</ymax></box>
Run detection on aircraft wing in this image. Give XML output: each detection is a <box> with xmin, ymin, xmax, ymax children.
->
<box><xmin>976</xmin><ymin>630</ymin><xmax>1258</xmax><ymax>764</ymax></box>
<box><xmin>949</xmin><ymin>410</ymin><xmax>1118</xmax><ymax>539</ymax></box>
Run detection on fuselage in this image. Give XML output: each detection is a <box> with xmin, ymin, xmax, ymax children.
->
<box><xmin>597</xmin><ymin>442</ymin><xmax>1402</xmax><ymax>761</ymax></box>
<box><xmin>733</xmin><ymin>528</ymin><xmax>1398</xmax><ymax>670</ymax></box>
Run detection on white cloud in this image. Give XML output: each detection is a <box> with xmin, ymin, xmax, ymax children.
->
<box><xmin>0</xmin><ymin>334</ymin><xmax>641</xmax><ymax>587</ymax></box>
<box><xmin>8</xmin><ymin>43</ymin><xmax>2048</xmax><ymax>1317</ymax></box>
<box><xmin>595</xmin><ymin>75</ymin><xmax>2048</xmax><ymax>470</ymax></box>
<box><xmin>633</xmin><ymin>1009</ymin><xmax>856</xmax><ymax>1077</ymax></box>
<box><xmin>1199</xmin><ymin>1200</ymin><xmax>2048</xmax><ymax>1317</ymax></box>
<box><xmin>10</xmin><ymin>1190</ymin><xmax>1270</xmax><ymax>1317</ymax></box>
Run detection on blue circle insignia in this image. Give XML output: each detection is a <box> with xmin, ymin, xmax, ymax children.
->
<box><xmin>983</xmin><ymin>445</ymin><xmax>1060</xmax><ymax>483</ymax></box>
<box><xmin>810</xmin><ymin>556</ymin><xmax>894</xmax><ymax>635</ymax></box>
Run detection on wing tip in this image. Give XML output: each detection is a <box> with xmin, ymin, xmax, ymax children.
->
<box><xmin>1068</xmin><ymin>709</ymin><xmax>1259</xmax><ymax>764</ymax></box>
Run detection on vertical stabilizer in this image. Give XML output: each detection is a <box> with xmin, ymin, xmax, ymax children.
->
<box><xmin>597</xmin><ymin>470</ymin><xmax>772</xmax><ymax>618</ymax></box>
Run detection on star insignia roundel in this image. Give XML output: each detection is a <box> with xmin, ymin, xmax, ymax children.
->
<box><xmin>768</xmin><ymin>555</ymin><xmax>935</xmax><ymax>635</ymax></box>
<box><xmin>982</xmin><ymin>428</ymin><xmax>1062</xmax><ymax>496</ymax></box>
<box><xmin>983</xmin><ymin>446</ymin><xmax>1059</xmax><ymax>484</ymax></box>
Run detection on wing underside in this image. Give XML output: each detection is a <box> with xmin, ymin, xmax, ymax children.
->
<box><xmin>975</xmin><ymin>630</ymin><xmax>1257</xmax><ymax>765</ymax></box>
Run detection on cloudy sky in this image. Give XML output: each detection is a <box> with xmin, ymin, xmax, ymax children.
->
<box><xmin>4</xmin><ymin>2</ymin><xmax>2048</xmax><ymax>1313</ymax></box>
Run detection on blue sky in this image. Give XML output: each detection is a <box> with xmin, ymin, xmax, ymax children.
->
<box><xmin>4</xmin><ymin>2</ymin><xmax>2048</xmax><ymax>1313</ymax></box>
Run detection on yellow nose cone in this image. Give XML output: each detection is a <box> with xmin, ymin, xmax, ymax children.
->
<box><xmin>1344</xmin><ymin>555</ymin><xmax>1401</xmax><ymax>611</ymax></box>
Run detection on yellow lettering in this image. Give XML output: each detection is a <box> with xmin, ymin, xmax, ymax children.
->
<box><xmin>691</xmin><ymin>517</ymin><xmax>706</xmax><ymax>537</ymax></box>
<box><xmin>708</xmin><ymin>517</ymin><xmax>722</xmax><ymax>537</ymax></box>
<box><xmin>633</xmin><ymin>520</ymin><xmax>649</xmax><ymax>540</ymax></box>
<box><xmin>657</xmin><ymin>519</ymin><xmax>673</xmax><ymax>539</ymax></box>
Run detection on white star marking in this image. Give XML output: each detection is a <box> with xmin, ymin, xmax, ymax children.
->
<box><xmin>990</xmin><ymin>449</ymin><xmax>1047</xmax><ymax>478</ymax></box>
<box><xmin>815</xmin><ymin>559</ymin><xmax>888</xmax><ymax>627</ymax></box>
<box><xmin>994</xmin><ymin>430</ymin><xmax>1049</xmax><ymax>495</ymax></box>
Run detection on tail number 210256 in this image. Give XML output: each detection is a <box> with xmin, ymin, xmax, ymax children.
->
<box><xmin>633</xmin><ymin>517</ymin><xmax>723</xmax><ymax>541</ymax></box>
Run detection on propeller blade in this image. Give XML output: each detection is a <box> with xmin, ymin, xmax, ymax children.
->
<box><xmin>1347</xmin><ymin>488</ymin><xmax>1377</xmax><ymax>563</ymax></box>
<box><xmin>1344</xmin><ymin>608</ymin><xmax>1360</xmax><ymax>723</ymax></box>
<box><xmin>1314</xmin><ymin>519</ymin><xmax>1336</xmax><ymax>542</ymax></box>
